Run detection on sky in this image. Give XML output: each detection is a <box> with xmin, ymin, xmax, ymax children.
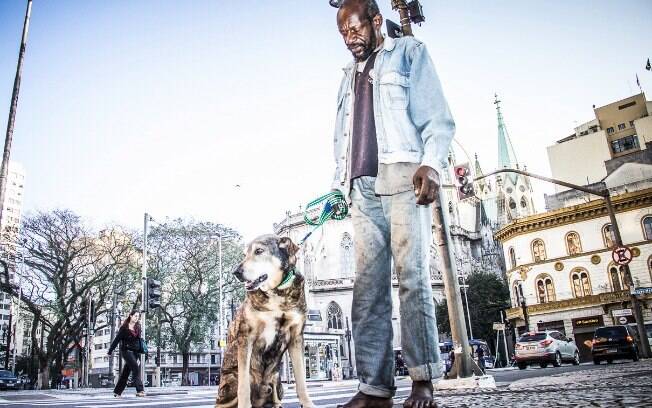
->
<box><xmin>1</xmin><ymin>0</ymin><xmax>651</xmax><ymax>240</ymax></box>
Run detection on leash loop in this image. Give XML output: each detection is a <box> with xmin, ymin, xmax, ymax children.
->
<box><xmin>298</xmin><ymin>191</ymin><xmax>348</xmax><ymax>245</ymax></box>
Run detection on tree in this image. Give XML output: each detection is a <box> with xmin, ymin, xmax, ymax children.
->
<box><xmin>435</xmin><ymin>271</ymin><xmax>510</xmax><ymax>350</ymax></box>
<box><xmin>0</xmin><ymin>210</ymin><xmax>137</xmax><ymax>388</ymax></box>
<box><xmin>147</xmin><ymin>219</ymin><xmax>244</xmax><ymax>385</ymax></box>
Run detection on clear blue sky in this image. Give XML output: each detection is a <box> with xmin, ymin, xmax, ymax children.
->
<box><xmin>1</xmin><ymin>0</ymin><xmax>651</xmax><ymax>239</ymax></box>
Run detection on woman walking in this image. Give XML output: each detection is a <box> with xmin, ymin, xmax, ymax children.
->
<box><xmin>107</xmin><ymin>311</ymin><xmax>146</xmax><ymax>397</ymax></box>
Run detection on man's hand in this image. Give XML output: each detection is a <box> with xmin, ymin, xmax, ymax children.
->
<box><xmin>412</xmin><ymin>165</ymin><xmax>440</xmax><ymax>205</ymax></box>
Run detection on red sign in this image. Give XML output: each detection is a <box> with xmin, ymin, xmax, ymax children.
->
<box><xmin>612</xmin><ymin>246</ymin><xmax>632</xmax><ymax>266</ymax></box>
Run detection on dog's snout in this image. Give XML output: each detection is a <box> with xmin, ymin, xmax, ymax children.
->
<box><xmin>233</xmin><ymin>263</ymin><xmax>245</xmax><ymax>282</ymax></box>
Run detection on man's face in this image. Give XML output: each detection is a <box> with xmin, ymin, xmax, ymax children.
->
<box><xmin>337</xmin><ymin>8</ymin><xmax>379</xmax><ymax>62</ymax></box>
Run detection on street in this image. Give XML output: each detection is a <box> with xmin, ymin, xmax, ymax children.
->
<box><xmin>0</xmin><ymin>360</ymin><xmax>649</xmax><ymax>408</ymax></box>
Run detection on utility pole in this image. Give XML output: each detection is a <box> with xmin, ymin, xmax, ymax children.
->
<box><xmin>475</xmin><ymin>168</ymin><xmax>651</xmax><ymax>358</ymax></box>
<box><xmin>218</xmin><ymin>235</ymin><xmax>223</xmax><ymax>364</ymax></box>
<box><xmin>0</xmin><ymin>0</ymin><xmax>32</xmax><ymax>225</ymax></box>
<box><xmin>84</xmin><ymin>293</ymin><xmax>91</xmax><ymax>387</ymax></box>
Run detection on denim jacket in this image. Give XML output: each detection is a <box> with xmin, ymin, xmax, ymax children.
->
<box><xmin>331</xmin><ymin>36</ymin><xmax>455</xmax><ymax>197</ymax></box>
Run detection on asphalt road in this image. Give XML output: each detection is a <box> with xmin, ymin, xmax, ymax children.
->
<box><xmin>0</xmin><ymin>361</ymin><xmax>640</xmax><ymax>408</ymax></box>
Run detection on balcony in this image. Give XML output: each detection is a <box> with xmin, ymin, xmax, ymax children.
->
<box><xmin>505</xmin><ymin>290</ymin><xmax>632</xmax><ymax>320</ymax></box>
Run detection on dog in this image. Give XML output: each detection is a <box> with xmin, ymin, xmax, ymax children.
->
<box><xmin>215</xmin><ymin>235</ymin><xmax>315</xmax><ymax>408</ymax></box>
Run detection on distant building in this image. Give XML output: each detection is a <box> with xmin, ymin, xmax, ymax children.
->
<box><xmin>499</xmin><ymin>93</ymin><xmax>652</xmax><ymax>363</ymax></box>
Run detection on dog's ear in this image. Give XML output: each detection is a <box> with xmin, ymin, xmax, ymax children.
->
<box><xmin>279</xmin><ymin>236</ymin><xmax>299</xmax><ymax>258</ymax></box>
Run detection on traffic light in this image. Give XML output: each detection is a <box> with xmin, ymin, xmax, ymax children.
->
<box><xmin>80</xmin><ymin>300</ymin><xmax>88</xmax><ymax>323</ymax></box>
<box><xmin>453</xmin><ymin>163</ymin><xmax>475</xmax><ymax>200</ymax></box>
<box><xmin>146</xmin><ymin>277</ymin><xmax>162</xmax><ymax>311</ymax></box>
<box><xmin>90</xmin><ymin>300</ymin><xmax>96</xmax><ymax>328</ymax></box>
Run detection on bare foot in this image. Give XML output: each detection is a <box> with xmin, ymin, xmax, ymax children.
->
<box><xmin>337</xmin><ymin>391</ymin><xmax>393</xmax><ymax>408</ymax></box>
<box><xmin>403</xmin><ymin>381</ymin><xmax>437</xmax><ymax>408</ymax></box>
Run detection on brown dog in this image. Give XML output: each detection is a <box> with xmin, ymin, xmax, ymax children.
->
<box><xmin>215</xmin><ymin>235</ymin><xmax>314</xmax><ymax>408</ymax></box>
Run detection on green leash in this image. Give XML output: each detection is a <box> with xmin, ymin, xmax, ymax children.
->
<box><xmin>299</xmin><ymin>191</ymin><xmax>349</xmax><ymax>246</ymax></box>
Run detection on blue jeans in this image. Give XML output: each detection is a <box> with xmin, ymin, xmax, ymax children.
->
<box><xmin>351</xmin><ymin>176</ymin><xmax>441</xmax><ymax>398</ymax></box>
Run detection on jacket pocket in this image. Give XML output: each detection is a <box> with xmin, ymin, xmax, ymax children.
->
<box><xmin>379</xmin><ymin>71</ymin><xmax>409</xmax><ymax>110</ymax></box>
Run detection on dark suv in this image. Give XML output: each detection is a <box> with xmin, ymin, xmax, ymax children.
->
<box><xmin>591</xmin><ymin>325</ymin><xmax>639</xmax><ymax>364</ymax></box>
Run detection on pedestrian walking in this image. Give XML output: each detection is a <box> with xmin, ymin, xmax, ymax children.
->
<box><xmin>476</xmin><ymin>346</ymin><xmax>486</xmax><ymax>374</ymax></box>
<box><xmin>330</xmin><ymin>1</ymin><xmax>455</xmax><ymax>407</ymax></box>
<box><xmin>107</xmin><ymin>311</ymin><xmax>146</xmax><ymax>398</ymax></box>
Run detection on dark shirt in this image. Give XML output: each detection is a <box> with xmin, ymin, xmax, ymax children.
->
<box><xmin>108</xmin><ymin>325</ymin><xmax>141</xmax><ymax>354</ymax></box>
<box><xmin>350</xmin><ymin>51</ymin><xmax>379</xmax><ymax>180</ymax></box>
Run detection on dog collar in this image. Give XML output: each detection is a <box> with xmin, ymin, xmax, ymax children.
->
<box><xmin>276</xmin><ymin>269</ymin><xmax>296</xmax><ymax>290</ymax></box>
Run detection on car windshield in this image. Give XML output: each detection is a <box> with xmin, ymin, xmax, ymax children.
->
<box><xmin>594</xmin><ymin>327</ymin><xmax>626</xmax><ymax>338</ymax></box>
<box><xmin>0</xmin><ymin>370</ymin><xmax>13</xmax><ymax>378</ymax></box>
<box><xmin>518</xmin><ymin>333</ymin><xmax>547</xmax><ymax>342</ymax></box>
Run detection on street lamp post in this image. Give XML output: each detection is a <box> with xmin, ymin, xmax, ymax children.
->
<box><xmin>474</xmin><ymin>168</ymin><xmax>651</xmax><ymax>358</ymax></box>
<box><xmin>344</xmin><ymin>317</ymin><xmax>353</xmax><ymax>378</ymax></box>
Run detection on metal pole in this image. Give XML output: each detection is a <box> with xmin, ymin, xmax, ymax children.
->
<box><xmin>461</xmin><ymin>274</ymin><xmax>473</xmax><ymax>339</ymax></box>
<box><xmin>4</xmin><ymin>314</ymin><xmax>12</xmax><ymax>369</ymax></box>
<box><xmin>604</xmin><ymin>196</ymin><xmax>651</xmax><ymax>358</ymax></box>
<box><xmin>12</xmin><ymin>285</ymin><xmax>21</xmax><ymax>374</ymax></box>
<box><xmin>141</xmin><ymin>213</ymin><xmax>149</xmax><ymax>384</ymax></box>
<box><xmin>432</xmin><ymin>189</ymin><xmax>479</xmax><ymax>378</ymax></box>
<box><xmin>518</xmin><ymin>283</ymin><xmax>529</xmax><ymax>332</ymax></box>
<box><xmin>345</xmin><ymin>317</ymin><xmax>353</xmax><ymax>378</ymax></box>
<box><xmin>218</xmin><ymin>235</ymin><xmax>223</xmax><ymax>364</ymax></box>
<box><xmin>500</xmin><ymin>312</ymin><xmax>509</xmax><ymax>362</ymax></box>
<box><xmin>0</xmin><ymin>0</ymin><xmax>32</xmax><ymax>225</ymax></box>
<box><xmin>84</xmin><ymin>293</ymin><xmax>91</xmax><ymax>387</ymax></box>
<box><xmin>108</xmin><ymin>290</ymin><xmax>117</xmax><ymax>384</ymax></box>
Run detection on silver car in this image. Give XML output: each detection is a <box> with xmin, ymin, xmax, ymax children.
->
<box><xmin>514</xmin><ymin>331</ymin><xmax>580</xmax><ymax>370</ymax></box>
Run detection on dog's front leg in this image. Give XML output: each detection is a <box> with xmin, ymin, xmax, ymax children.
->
<box><xmin>237</xmin><ymin>339</ymin><xmax>253</xmax><ymax>408</ymax></box>
<box><xmin>288</xmin><ymin>335</ymin><xmax>314</xmax><ymax>408</ymax></box>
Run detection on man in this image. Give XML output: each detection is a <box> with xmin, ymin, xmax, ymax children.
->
<box><xmin>331</xmin><ymin>1</ymin><xmax>455</xmax><ymax>407</ymax></box>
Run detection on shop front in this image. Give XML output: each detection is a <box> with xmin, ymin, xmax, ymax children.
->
<box><xmin>572</xmin><ymin>315</ymin><xmax>604</xmax><ymax>362</ymax></box>
<box><xmin>304</xmin><ymin>334</ymin><xmax>342</xmax><ymax>381</ymax></box>
<box><xmin>537</xmin><ymin>320</ymin><xmax>566</xmax><ymax>335</ymax></box>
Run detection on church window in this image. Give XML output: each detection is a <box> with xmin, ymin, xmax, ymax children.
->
<box><xmin>509</xmin><ymin>198</ymin><xmax>516</xmax><ymax>210</ymax></box>
<box><xmin>608</xmin><ymin>264</ymin><xmax>630</xmax><ymax>292</ymax></box>
<box><xmin>565</xmin><ymin>232</ymin><xmax>582</xmax><ymax>255</ymax></box>
<box><xmin>602</xmin><ymin>224</ymin><xmax>615</xmax><ymax>248</ymax></box>
<box><xmin>642</xmin><ymin>216</ymin><xmax>652</xmax><ymax>240</ymax></box>
<box><xmin>512</xmin><ymin>283</ymin><xmax>522</xmax><ymax>307</ymax></box>
<box><xmin>519</xmin><ymin>185</ymin><xmax>526</xmax><ymax>192</ymax></box>
<box><xmin>531</xmin><ymin>239</ymin><xmax>546</xmax><ymax>262</ymax></box>
<box><xmin>508</xmin><ymin>247</ymin><xmax>516</xmax><ymax>269</ymax></box>
<box><xmin>570</xmin><ymin>268</ymin><xmax>592</xmax><ymax>298</ymax></box>
<box><xmin>327</xmin><ymin>302</ymin><xmax>343</xmax><ymax>330</ymax></box>
<box><xmin>535</xmin><ymin>274</ymin><xmax>555</xmax><ymax>303</ymax></box>
<box><xmin>506</xmin><ymin>187</ymin><xmax>513</xmax><ymax>194</ymax></box>
<box><xmin>520</xmin><ymin>197</ymin><xmax>528</xmax><ymax>209</ymax></box>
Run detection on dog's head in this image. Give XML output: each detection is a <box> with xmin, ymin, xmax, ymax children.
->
<box><xmin>233</xmin><ymin>234</ymin><xmax>299</xmax><ymax>292</ymax></box>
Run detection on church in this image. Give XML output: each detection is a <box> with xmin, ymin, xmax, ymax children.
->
<box><xmin>272</xmin><ymin>97</ymin><xmax>535</xmax><ymax>381</ymax></box>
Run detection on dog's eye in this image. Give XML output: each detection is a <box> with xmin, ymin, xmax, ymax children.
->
<box><xmin>254</xmin><ymin>248</ymin><xmax>264</xmax><ymax>255</ymax></box>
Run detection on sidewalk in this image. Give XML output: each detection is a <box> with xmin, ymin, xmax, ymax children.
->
<box><xmin>417</xmin><ymin>359</ymin><xmax>652</xmax><ymax>408</ymax></box>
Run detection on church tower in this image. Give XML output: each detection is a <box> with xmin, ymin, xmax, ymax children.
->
<box><xmin>494</xmin><ymin>94</ymin><xmax>536</xmax><ymax>226</ymax></box>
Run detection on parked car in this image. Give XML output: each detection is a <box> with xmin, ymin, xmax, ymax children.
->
<box><xmin>591</xmin><ymin>325</ymin><xmax>639</xmax><ymax>364</ymax></box>
<box><xmin>0</xmin><ymin>370</ymin><xmax>20</xmax><ymax>391</ymax></box>
<box><xmin>514</xmin><ymin>331</ymin><xmax>580</xmax><ymax>370</ymax></box>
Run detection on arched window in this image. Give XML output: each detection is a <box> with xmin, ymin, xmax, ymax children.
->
<box><xmin>602</xmin><ymin>224</ymin><xmax>615</xmax><ymax>248</ymax></box>
<box><xmin>341</xmin><ymin>232</ymin><xmax>354</xmax><ymax>278</ymax></box>
<box><xmin>327</xmin><ymin>302</ymin><xmax>343</xmax><ymax>330</ymax></box>
<box><xmin>531</xmin><ymin>239</ymin><xmax>546</xmax><ymax>262</ymax></box>
<box><xmin>509</xmin><ymin>198</ymin><xmax>517</xmax><ymax>210</ymax></box>
<box><xmin>608</xmin><ymin>263</ymin><xmax>630</xmax><ymax>292</ymax></box>
<box><xmin>570</xmin><ymin>268</ymin><xmax>592</xmax><ymax>298</ymax></box>
<box><xmin>565</xmin><ymin>232</ymin><xmax>582</xmax><ymax>255</ymax></box>
<box><xmin>648</xmin><ymin>255</ymin><xmax>652</xmax><ymax>283</ymax></box>
<box><xmin>520</xmin><ymin>197</ymin><xmax>528</xmax><ymax>209</ymax></box>
<box><xmin>535</xmin><ymin>274</ymin><xmax>555</xmax><ymax>303</ymax></box>
<box><xmin>642</xmin><ymin>216</ymin><xmax>652</xmax><ymax>240</ymax></box>
<box><xmin>512</xmin><ymin>283</ymin><xmax>522</xmax><ymax>307</ymax></box>
<box><xmin>508</xmin><ymin>247</ymin><xmax>516</xmax><ymax>269</ymax></box>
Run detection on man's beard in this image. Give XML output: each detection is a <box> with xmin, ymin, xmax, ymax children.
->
<box><xmin>349</xmin><ymin>28</ymin><xmax>377</xmax><ymax>62</ymax></box>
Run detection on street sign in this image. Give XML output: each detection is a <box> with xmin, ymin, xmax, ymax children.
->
<box><xmin>612</xmin><ymin>308</ymin><xmax>632</xmax><ymax>317</ymax></box>
<box><xmin>612</xmin><ymin>245</ymin><xmax>633</xmax><ymax>266</ymax></box>
<box><xmin>634</xmin><ymin>287</ymin><xmax>652</xmax><ymax>295</ymax></box>
<box><xmin>618</xmin><ymin>316</ymin><xmax>628</xmax><ymax>324</ymax></box>
<box><xmin>492</xmin><ymin>322</ymin><xmax>505</xmax><ymax>331</ymax></box>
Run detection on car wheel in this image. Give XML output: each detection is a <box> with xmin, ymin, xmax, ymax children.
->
<box><xmin>518</xmin><ymin>363</ymin><xmax>527</xmax><ymax>370</ymax></box>
<box><xmin>539</xmin><ymin>362</ymin><xmax>548</xmax><ymax>368</ymax></box>
<box><xmin>593</xmin><ymin>358</ymin><xmax>600</xmax><ymax>365</ymax></box>
<box><xmin>572</xmin><ymin>351</ymin><xmax>580</xmax><ymax>365</ymax></box>
<box><xmin>552</xmin><ymin>352</ymin><xmax>562</xmax><ymax>367</ymax></box>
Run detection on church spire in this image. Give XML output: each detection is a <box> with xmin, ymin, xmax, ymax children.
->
<box><xmin>495</xmin><ymin>94</ymin><xmax>518</xmax><ymax>171</ymax></box>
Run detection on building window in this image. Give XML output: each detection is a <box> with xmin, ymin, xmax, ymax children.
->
<box><xmin>642</xmin><ymin>216</ymin><xmax>652</xmax><ymax>240</ymax></box>
<box><xmin>570</xmin><ymin>268</ymin><xmax>592</xmax><ymax>298</ymax></box>
<box><xmin>520</xmin><ymin>197</ymin><xmax>528</xmax><ymax>209</ymax></box>
<box><xmin>629</xmin><ymin>120</ymin><xmax>635</xmax><ymax>128</ymax></box>
<box><xmin>602</xmin><ymin>224</ymin><xmax>616</xmax><ymax>248</ymax></box>
<box><xmin>535</xmin><ymin>275</ymin><xmax>555</xmax><ymax>303</ymax></box>
<box><xmin>509</xmin><ymin>247</ymin><xmax>516</xmax><ymax>269</ymax></box>
<box><xmin>509</xmin><ymin>198</ymin><xmax>517</xmax><ymax>210</ymax></box>
<box><xmin>617</xmin><ymin>123</ymin><xmax>626</xmax><ymax>131</ymax></box>
<box><xmin>531</xmin><ymin>239</ymin><xmax>546</xmax><ymax>262</ymax></box>
<box><xmin>608</xmin><ymin>264</ymin><xmax>630</xmax><ymax>292</ymax></box>
<box><xmin>565</xmin><ymin>232</ymin><xmax>582</xmax><ymax>255</ymax></box>
<box><xmin>610</xmin><ymin>135</ymin><xmax>640</xmax><ymax>154</ymax></box>
<box><xmin>607</xmin><ymin>127</ymin><xmax>614</xmax><ymax>135</ymax></box>
<box><xmin>327</xmin><ymin>302</ymin><xmax>343</xmax><ymax>330</ymax></box>
<box><xmin>512</xmin><ymin>283</ymin><xmax>522</xmax><ymax>307</ymax></box>
<box><xmin>648</xmin><ymin>256</ymin><xmax>652</xmax><ymax>283</ymax></box>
